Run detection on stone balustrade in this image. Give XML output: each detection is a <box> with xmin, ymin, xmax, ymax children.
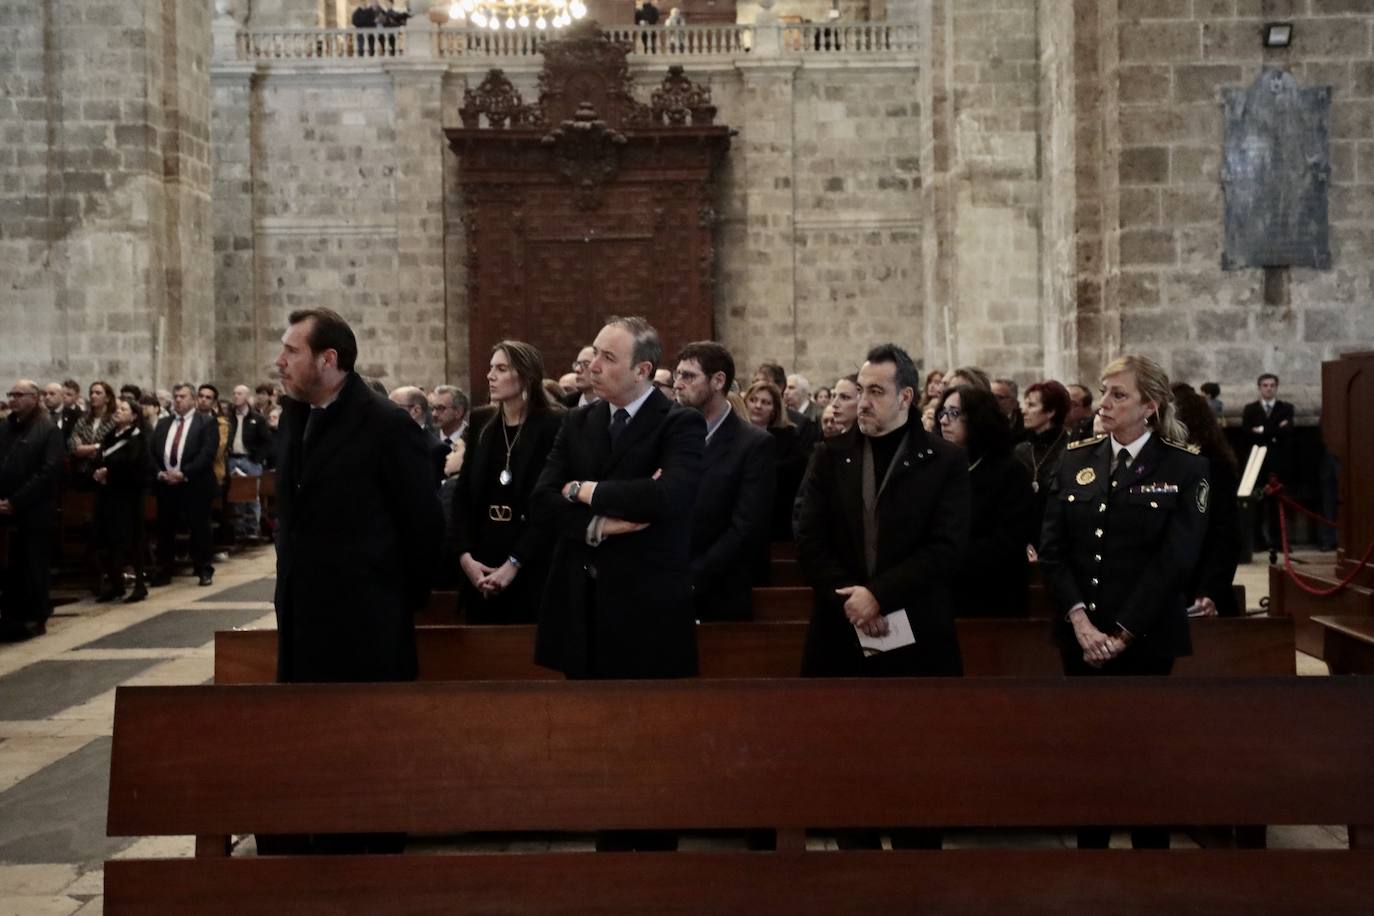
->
<box><xmin>232</xmin><ymin>22</ymin><xmax>917</xmax><ymax>64</ymax></box>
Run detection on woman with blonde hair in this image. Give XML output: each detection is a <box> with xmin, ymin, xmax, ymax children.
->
<box><xmin>1037</xmin><ymin>353</ymin><xmax>1209</xmax><ymax>850</ymax></box>
<box><xmin>744</xmin><ymin>380</ymin><xmax>804</xmax><ymax>541</ymax></box>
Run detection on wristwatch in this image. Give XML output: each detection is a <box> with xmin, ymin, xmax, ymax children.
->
<box><xmin>566</xmin><ymin>481</ymin><xmax>582</xmax><ymax>503</ymax></box>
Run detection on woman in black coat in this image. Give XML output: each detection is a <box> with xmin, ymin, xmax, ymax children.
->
<box><xmin>744</xmin><ymin>380</ymin><xmax>809</xmax><ymax>542</ymax></box>
<box><xmin>452</xmin><ymin>340</ymin><xmax>563</xmax><ymax>624</ymax></box>
<box><xmin>92</xmin><ymin>396</ymin><xmax>150</xmax><ymax>603</ymax></box>
<box><xmin>937</xmin><ymin>385</ymin><xmax>1035</xmax><ymax>617</ymax></box>
<box><xmin>1012</xmin><ymin>379</ymin><xmax>1073</xmax><ymax>549</ymax></box>
<box><xmin>1174</xmin><ymin>384</ymin><xmax>1241</xmax><ymax>617</ymax></box>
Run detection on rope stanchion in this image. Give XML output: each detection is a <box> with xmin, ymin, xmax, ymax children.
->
<box><xmin>1265</xmin><ymin>479</ymin><xmax>1374</xmax><ymax>598</ymax></box>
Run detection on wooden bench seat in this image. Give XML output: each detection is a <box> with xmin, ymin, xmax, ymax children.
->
<box><xmin>106</xmin><ymin>678</ymin><xmax>1374</xmax><ymax>914</ymax></box>
<box><xmin>213</xmin><ymin>616</ymin><xmax>1296</xmax><ymax>685</ymax></box>
<box><xmin>1314</xmin><ymin>615</ymin><xmax>1374</xmax><ymax>674</ymax></box>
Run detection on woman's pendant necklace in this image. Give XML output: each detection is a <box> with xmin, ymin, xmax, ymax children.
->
<box><xmin>499</xmin><ymin>414</ymin><xmax>524</xmax><ymax>487</ymax></box>
<box><xmin>499</xmin><ymin>467</ymin><xmax>513</xmax><ymax>486</ymax></box>
<box><xmin>1031</xmin><ymin>479</ymin><xmax>1039</xmax><ymax>493</ymax></box>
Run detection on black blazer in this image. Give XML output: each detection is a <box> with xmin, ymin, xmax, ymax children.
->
<box><xmin>956</xmin><ymin>450</ymin><xmax>1035</xmax><ymax>618</ymax></box>
<box><xmin>795</xmin><ymin>420</ymin><xmax>971</xmax><ymax>677</ymax></box>
<box><xmin>531</xmin><ymin>388</ymin><xmax>705</xmax><ymax>678</ymax></box>
<box><xmin>148</xmin><ymin>411</ymin><xmax>219</xmax><ymax>492</ymax></box>
<box><xmin>273</xmin><ymin>373</ymin><xmax>444</xmax><ymax>683</ymax></box>
<box><xmin>690</xmin><ymin>410</ymin><xmax>776</xmax><ymax>621</ymax></box>
<box><xmin>1240</xmin><ymin>398</ymin><xmax>1296</xmax><ymax>480</ymax></box>
<box><xmin>0</xmin><ymin>411</ymin><xmax>66</xmax><ymax>530</ymax></box>
<box><xmin>1039</xmin><ymin>434</ymin><xmax>1209</xmax><ymax>660</ymax></box>
<box><xmin>226</xmin><ymin>408</ymin><xmax>272</xmax><ymax>464</ymax></box>
<box><xmin>1190</xmin><ymin>449</ymin><xmax>1240</xmax><ymax>616</ymax></box>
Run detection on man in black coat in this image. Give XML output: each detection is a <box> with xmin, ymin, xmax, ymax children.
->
<box><xmin>149</xmin><ymin>383</ymin><xmax>220</xmax><ymax>587</ymax></box>
<box><xmin>1240</xmin><ymin>373</ymin><xmax>1296</xmax><ymax>549</ymax></box>
<box><xmin>560</xmin><ymin>345</ymin><xmax>597</xmax><ymax>409</ymax></box>
<box><xmin>43</xmin><ymin>382</ymin><xmax>81</xmax><ymax>443</ymax></box>
<box><xmin>674</xmin><ymin>341</ymin><xmax>775</xmax><ymax>621</ymax></box>
<box><xmin>532</xmin><ymin>316</ymin><xmax>705</xmax><ymax>680</ymax></box>
<box><xmin>795</xmin><ymin>343</ymin><xmax>970</xmax><ymax>679</ymax></box>
<box><xmin>273</xmin><ymin>308</ymin><xmax>442</xmax><ymax>684</ymax></box>
<box><xmin>0</xmin><ymin>380</ymin><xmax>66</xmax><ymax>641</ymax></box>
<box><xmin>226</xmin><ymin>384</ymin><xmax>272</xmax><ymax>539</ymax></box>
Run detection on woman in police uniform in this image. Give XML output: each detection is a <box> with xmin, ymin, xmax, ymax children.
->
<box><xmin>1037</xmin><ymin>354</ymin><xmax>1210</xmax><ymax>849</ymax></box>
<box><xmin>452</xmin><ymin>341</ymin><xmax>563</xmax><ymax>624</ymax></box>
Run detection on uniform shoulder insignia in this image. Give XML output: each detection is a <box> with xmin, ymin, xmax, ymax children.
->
<box><xmin>1066</xmin><ymin>435</ymin><xmax>1106</xmax><ymax>450</ymax></box>
<box><xmin>1162</xmin><ymin>438</ymin><xmax>1201</xmax><ymax>455</ymax></box>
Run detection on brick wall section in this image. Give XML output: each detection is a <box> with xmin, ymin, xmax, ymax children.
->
<box><xmin>1113</xmin><ymin>0</ymin><xmax>1374</xmax><ymax>412</ymax></box>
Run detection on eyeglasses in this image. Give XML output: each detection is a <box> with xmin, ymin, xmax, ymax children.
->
<box><xmin>572</xmin><ymin>360</ymin><xmax>591</xmax><ymax>370</ymax></box>
<box><xmin>936</xmin><ymin>407</ymin><xmax>963</xmax><ymax>422</ymax></box>
<box><xmin>6</xmin><ymin>391</ymin><xmax>36</xmax><ymax>399</ymax></box>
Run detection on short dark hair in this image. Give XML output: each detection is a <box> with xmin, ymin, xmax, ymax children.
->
<box><xmin>172</xmin><ymin>382</ymin><xmax>193</xmax><ymax>396</ymax></box>
<box><xmin>255</xmin><ymin>383</ymin><xmax>274</xmax><ymax>397</ymax></box>
<box><xmin>1257</xmin><ymin>373</ymin><xmax>1278</xmax><ymax>386</ymax></box>
<box><xmin>677</xmin><ymin>341</ymin><xmax>735</xmax><ymax>392</ymax></box>
<box><xmin>756</xmin><ymin>361</ymin><xmax>786</xmax><ymax>389</ymax></box>
<box><xmin>288</xmin><ymin>308</ymin><xmax>358</xmax><ymax>374</ymax></box>
<box><xmin>1025</xmin><ymin>379</ymin><xmax>1071</xmax><ymax>429</ymax></box>
<box><xmin>604</xmin><ymin>315</ymin><xmax>662</xmax><ymax>373</ymax></box>
<box><xmin>1067</xmin><ymin>383</ymin><xmax>1093</xmax><ymax>409</ymax></box>
<box><xmin>62</xmin><ymin>378</ymin><xmax>80</xmax><ymax>394</ymax></box>
<box><xmin>864</xmin><ymin>343</ymin><xmax>920</xmax><ymax>396</ymax></box>
<box><xmin>939</xmin><ymin>384</ymin><xmax>1011</xmax><ymax>460</ymax></box>
<box><xmin>1200</xmin><ymin>381</ymin><xmax>1220</xmax><ymax>399</ymax></box>
<box><xmin>119</xmin><ymin>383</ymin><xmax>142</xmax><ymax>400</ymax></box>
<box><xmin>198</xmin><ymin>383</ymin><xmax>219</xmax><ymax>399</ymax></box>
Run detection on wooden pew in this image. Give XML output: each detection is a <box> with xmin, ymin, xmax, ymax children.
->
<box><xmin>106</xmin><ymin>678</ymin><xmax>1374</xmax><ymax>914</ymax></box>
<box><xmin>1314</xmin><ymin>615</ymin><xmax>1374</xmax><ymax>674</ymax></box>
<box><xmin>214</xmin><ymin>617</ymin><xmax>1296</xmax><ymax>685</ymax></box>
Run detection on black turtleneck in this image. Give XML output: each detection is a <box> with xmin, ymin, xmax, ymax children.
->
<box><xmin>866</xmin><ymin>418</ymin><xmax>909</xmax><ymax>484</ymax></box>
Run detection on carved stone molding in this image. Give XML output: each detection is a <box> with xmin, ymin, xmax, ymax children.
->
<box><xmin>459</xmin><ymin>69</ymin><xmax>540</xmax><ymax>128</ymax></box>
<box><xmin>650</xmin><ymin>66</ymin><xmax>716</xmax><ymax>127</ymax></box>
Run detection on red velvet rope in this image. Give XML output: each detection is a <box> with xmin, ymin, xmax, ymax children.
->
<box><xmin>1264</xmin><ymin>479</ymin><xmax>1374</xmax><ymax>597</ymax></box>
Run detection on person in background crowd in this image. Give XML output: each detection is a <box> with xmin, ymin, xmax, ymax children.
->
<box><xmin>820</xmin><ymin>402</ymin><xmax>844</xmax><ymax>438</ymax></box>
<box><xmin>920</xmin><ymin>397</ymin><xmax>938</xmax><ymax>433</ymax></box>
<box><xmin>69</xmin><ymin>380</ymin><xmax>117</xmax><ymax>486</ymax></box>
<box><xmin>226</xmin><ymin>384</ymin><xmax>272</xmax><ymax>540</ymax></box>
<box><xmin>923</xmin><ymin>370</ymin><xmax>944</xmax><ymax>402</ymax></box>
<box><xmin>557</xmin><ymin>372</ymin><xmax>579</xmax><ymax>396</ymax></box>
<box><xmin>0</xmin><ymin>381</ymin><xmax>66</xmax><ymax>642</ymax></box>
<box><xmin>45</xmin><ymin>382</ymin><xmax>81</xmax><ymax>441</ymax></box>
<box><xmin>198</xmin><ymin>385</ymin><xmax>229</xmax><ymax>488</ymax></box>
<box><xmin>991</xmin><ymin>378</ymin><xmax>1025</xmax><ymax>442</ymax></box>
<box><xmin>118</xmin><ymin>383</ymin><xmax>142</xmax><ymax>404</ymax></box>
<box><xmin>937</xmin><ymin>385</ymin><xmax>1034</xmax><ymax>617</ymax></box>
<box><xmin>744</xmin><ymin>380</ymin><xmax>806</xmax><ymax>542</ymax></box>
<box><xmin>1013</xmin><ymin>379</ymin><xmax>1072</xmax><ymax>550</ymax></box>
<box><xmin>253</xmin><ymin>383</ymin><xmax>275</xmax><ymax>415</ymax></box>
<box><xmin>1038</xmin><ymin>354</ymin><xmax>1208</xmax><ymax>850</ymax></box>
<box><xmin>1200</xmin><ymin>382</ymin><xmax>1223</xmax><ymax>417</ymax></box>
<box><xmin>675</xmin><ymin>341</ymin><xmax>776</xmax><ymax>622</ymax></box>
<box><xmin>814</xmin><ymin>386</ymin><xmax>832</xmax><ymax>411</ymax></box>
<box><xmin>137</xmin><ymin>394</ymin><xmax>161</xmax><ymax>431</ymax></box>
<box><xmin>431</xmin><ymin>385</ymin><xmax>469</xmax><ymax>451</ymax></box>
<box><xmin>653</xmin><ymin>368</ymin><xmax>676</xmax><ymax>401</ymax></box>
<box><xmin>61</xmin><ymin>378</ymin><xmax>82</xmax><ymax>415</ymax></box>
<box><xmin>785</xmin><ymin>374</ymin><xmax>821</xmax><ymax>424</ymax></box>
<box><xmin>452</xmin><ymin>341</ymin><xmax>563</xmax><ymax>625</ymax></box>
<box><xmin>1174</xmin><ymin>384</ymin><xmax>1240</xmax><ymax>617</ymax></box>
<box><xmin>155</xmin><ymin>389</ymin><xmax>173</xmax><ymax>418</ymax></box>
<box><xmin>92</xmin><ymin>396</ymin><xmax>150</xmax><ymax>603</ymax></box>
<box><xmin>150</xmin><ymin>384</ymin><xmax>219</xmax><ymax>587</ymax></box>
<box><xmin>944</xmin><ymin>366</ymin><xmax>991</xmax><ymax>392</ymax></box>
<box><xmin>392</xmin><ymin>385</ymin><xmax>449</xmax><ymax>485</ymax></box>
<box><xmin>563</xmin><ymin>345</ymin><xmax>597</xmax><ymax>409</ymax></box>
<box><xmin>1241</xmin><ymin>373</ymin><xmax>1295</xmax><ymax>551</ymax></box>
<box><xmin>1065</xmin><ymin>383</ymin><xmax>1095</xmax><ymax>439</ymax></box>
<box><xmin>830</xmin><ymin>374</ymin><xmax>859</xmax><ymax>432</ymax></box>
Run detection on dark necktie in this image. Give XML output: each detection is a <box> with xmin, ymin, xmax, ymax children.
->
<box><xmin>609</xmin><ymin>408</ymin><xmax>630</xmax><ymax>444</ymax></box>
<box><xmin>1264</xmin><ymin>402</ymin><xmax>1272</xmax><ymax>416</ymax></box>
<box><xmin>1111</xmin><ymin>447</ymin><xmax>1132</xmax><ymax>490</ymax></box>
<box><xmin>168</xmin><ymin>416</ymin><xmax>185</xmax><ymax>468</ymax></box>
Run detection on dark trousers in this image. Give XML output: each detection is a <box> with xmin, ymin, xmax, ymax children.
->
<box><xmin>155</xmin><ymin>483</ymin><xmax>213</xmax><ymax>577</ymax></box>
<box><xmin>1</xmin><ymin>526</ymin><xmax>52</xmax><ymax>625</ymax></box>
<box><xmin>255</xmin><ymin>833</ymin><xmax>406</xmax><ymax>855</ymax></box>
<box><xmin>1062</xmin><ymin>647</ymin><xmax>1174</xmax><ymax>849</ymax></box>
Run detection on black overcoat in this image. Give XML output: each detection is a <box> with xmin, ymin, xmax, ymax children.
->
<box><xmin>94</xmin><ymin>424</ymin><xmax>149</xmax><ymax>551</ymax></box>
<box><xmin>1039</xmin><ymin>434</ymin><xmax>1209</xmax><ymax>660</ymax></box>
<box><xmin>956</xmin><ymin>450</ymin><xmax>1035</xmax><ymax>617</ymax></box>
<box><xmin>273</xmin><ymin>373</ymin><xmax>444</xmax><ymax>682</ymax></box>
<box><xmin>795</xmin><ymin>420</ymin><xmax>970</xmax><ymax>677</ymax></box>
<box><xmin>531</xmin><ymin>389</ymin><xmax>705</xmax><ymax>678</ymax></box>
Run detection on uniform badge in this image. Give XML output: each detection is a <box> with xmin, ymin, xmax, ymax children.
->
<box><xmin>1076</xmin><ymin>467</ymin><xmax>1096</xmax><ymax>486</ymax></box>
<box><xmin>1196</xmin><ymin>479</ymin><xmax>1210</xmax><ymax>514</ymax></box>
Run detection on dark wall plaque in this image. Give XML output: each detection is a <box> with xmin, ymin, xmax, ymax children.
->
<box><xmin>1222</xmin><ymin>68</ymin><xmax>1331</xmax><ymax>270</ymax></box>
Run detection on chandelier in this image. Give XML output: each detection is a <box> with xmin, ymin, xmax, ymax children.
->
<box><xmin>448</xmin><ymin>0</ymin><xmax>588</xmax><ymax>30</ymax></box>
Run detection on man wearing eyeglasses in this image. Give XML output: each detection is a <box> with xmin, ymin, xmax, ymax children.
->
<box><xmin>0</xmin><ymin>381</ymin><xmax>67</xmax><ymax>642</ymax></box>
<box><xmin>560</xmin><ymin>345</ymin><xmax>597</xmax><ymax>409</ymax></box>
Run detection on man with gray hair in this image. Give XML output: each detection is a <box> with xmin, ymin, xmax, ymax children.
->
<box><xmin>430</xmin><ymin>385</ymin><xmax>469</xmax><ymax>450</ymax></box>
<box><xmin>0</xmin><ymin>380</ymin><xmax>66</xmax><ymax>641</ymax></box>
<box><xmin>785</xmin><ymin>373</ymin><xmax>820</xmax><ymax>424</ymax></box>
<box><xmin>991</xmin><ymin>377</ymin><xmax>1025</xmax><ymax>441</ymax></box>
<box><xmin>391</xmin><ymin>385</ymin><xmax>448</xmax><ymax>486</ymax></box>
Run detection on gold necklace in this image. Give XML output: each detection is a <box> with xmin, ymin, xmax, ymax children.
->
<box><xmin>1029</xmin><ymin>427</ymin><xmax>1066</xmax><ymax>493</ymax></box>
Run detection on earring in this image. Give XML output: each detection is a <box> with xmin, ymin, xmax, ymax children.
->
<box><xmin>522</xmin><ymin>390</ymin><xmax>528</xmax><ymax>401</ymax></box>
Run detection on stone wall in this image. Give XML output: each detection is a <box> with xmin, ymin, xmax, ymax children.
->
<box><xmin>1107</xmin><ymin>1</ymin><xmax>1374</xmax><ymax>412</ymax></box>
<box><xmin>0</xmin><ymin>0</ymin><xmax>212</xmax><ymax>390</ymax></box>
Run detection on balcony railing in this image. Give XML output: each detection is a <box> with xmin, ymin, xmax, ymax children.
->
<box><xmin>233</xmin><ymin>23</ymin><xmax>915</xmax><ymax>63</ymax></box>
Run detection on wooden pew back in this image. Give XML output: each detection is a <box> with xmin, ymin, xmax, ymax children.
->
<box><xmin>214</xmin><ymin>617</ymin><xmax>1296</xmax><ymax>685</ymax></box>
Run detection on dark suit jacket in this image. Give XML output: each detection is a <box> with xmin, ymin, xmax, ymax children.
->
<box><xmin>795</xmin><ymin>420</ymin><xmax>970</xmax><ymax>677</ymax></box>
<box><xmin>226</xmin><ymin>408</ymin><xmax>272</xmax><ymax>464</ymax></box>
<box><xmin>148</xmin><ymin>411</ymin><xmax>219</xmax><ymax>494</ymax></box>
<box><xmin>0</xmin><ymin>411</ymin><xmax>66</xmax><ymax>530</ymax></box>
<box><xmin>956</xmin><ymin>450</ymin><xmax>1035</xmax><ymax>617</ymax></box>
<box><xmin>1039</xmin><ymin>434</ymin><xmax>1209</xmax><ymax>660</ymax></box>
<box><xmin>690</xmin><ymin>410</ymin><xmax>776</xmax><ymax>621</ymax></box>
<box><xmin>1240</xmin><ymin>398</ymin><xmax>1296</xmax><ymax>481</ymax></box>
<box><xmin>51</xmin><ymin>405</ymin><xmax>82</xmax><ymax>441</ymax></box>
<box><xmin>531</xmin><ymin>388</ymin><xmax>705</xmax><ymax>678</ymax></box>
<box><xmin>273</xmin><ymin>373</ymin><xmax>444</xmax><ymax>683</ymax></box>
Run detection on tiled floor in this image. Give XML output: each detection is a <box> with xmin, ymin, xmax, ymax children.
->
<box><xmin>0</xmin><ymin>548</ymin><xmax>1344</xmax><ymax>915</ymax></box>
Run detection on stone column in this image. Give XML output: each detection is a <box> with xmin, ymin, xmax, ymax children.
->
<box><xmin>211</xmin><ymin>58</ymin><xmax>261</xmax><ymax>388</ymax></box>
<box><xmin>723</xmin><ymin>60</ymin><xmax>799</xmax><ymax>375</ymax></box>
<box><xmin>386</xmin><ymin>61</ymin><xmax>450</xmax><ymax>383</ymax></box>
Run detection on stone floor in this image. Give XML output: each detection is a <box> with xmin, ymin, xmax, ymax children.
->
<box><xmin>0</xmin><ymin>548</ymin><xmax>1343</xmax><ymax>915</ymax></box>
